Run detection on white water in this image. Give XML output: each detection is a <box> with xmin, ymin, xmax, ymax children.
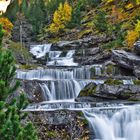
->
<box><xmin>47</xmin><ymin>50</ymin><xmax>78</xmax><ymax>66</ymax></box>
<box><xmin>48</xmin><ymin>51</ymin><xmax>62</xmax><ymax>59</ymax></box>
<box><xmin>30</xmin><ymin>44</ymin><xmax>52</xmax><ymax>58</ymax></box>
<box><xmin>123</xmin><ymin>79</ymin><xmax>134</xmax><ymax>85</ymax></box>
<box><xmin>83</xmin><ymin>105</ymin><xmax>140</xmax><ymax>140</ymax></box>
<box><xmin>39</xmin><ymin>80</ymin><xmax>104</xmax><ymax>101</ymax></box>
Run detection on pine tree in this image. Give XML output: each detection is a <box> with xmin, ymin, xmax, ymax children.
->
<box><xmin>27</xmin><ymin>0</ymin><xmax>46</xmax><ymax>35</ymax></box>
<box><xmin>0</xmin><ymin>24</ymin><xmax>38</xmax><ymax>140</ymax></box>
<box><xmin>0</xmin><ymin>24</ymin><xmax>19</xmax><ymax>101</ymax></box>
<box><xmin>5</xmin><ymin>0</ymin><xmax>20</xmax><ymax>22</ymax></box>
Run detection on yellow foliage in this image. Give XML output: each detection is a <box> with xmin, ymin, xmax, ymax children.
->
<box><xmin>49</xmin><ymin>1</ymin><xmax>72</xmax><ymax>33</ymax></box>
<box><xmin>135</xmin><ymin>20</ymin><xmax>140</xmax><ymax>33</ymax></box>
<box><xmin>136</xmin><ymin>0</ymin><xmax>140</xmax><ymax>5</ymax></box>
<box><xmin>105</xmin><ymin>0</ymin><xmax>114</xmax><ymax>3</ymax></box>
<box><xmin>0</xmin><ymin>17</ymin><xmax>13</xmax><ymax>36</ymax></box>
<box><xmin>126</xmin><ymin>30</ymin><xmax>139</xmax><ymax>47</ymax></box>
<box><xmin>126</xmin><ymin>20</ymin><xmax>140</xmax><ymax>47</ymax></box>
<box><xmin>125</xmin><ymin>3</ymin><xmax>134</xmax><ymax>9</ymax></box>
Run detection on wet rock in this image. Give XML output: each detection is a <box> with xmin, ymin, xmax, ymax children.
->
<box><xmin>77</xmin><ymin>82</ymin><xmax>140</xmax><ymax>102</ymax></box>
<box><xmin>52</xmin><ymin>35</ymin><xmax>111</xmax><ymax>50</ymax></box>
<box><xmin>112</xmin><ymin>50</ymin><xmax>140</xmax><ymax>78</ymax></box>
<box><xmin>79</xmin><ymin>50</ymin><xmax>111</xmax><ymax>65</ymax></box>
<box><xmin>20</xmin><ymin>80</ymin><xmax>44</xmax><ymax>103</ymax></box>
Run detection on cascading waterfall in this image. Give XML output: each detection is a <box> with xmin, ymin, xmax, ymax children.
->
<box><xmin>16</xmin><ymin>65</ymin><xmax>103</xmax><ymax>80</ymax></box>
<box><xmin>20</xmin><ymin>43</ymin><xmax>140</xmax><ymax>139</ymax></box>
<box><xmin>83</xmin><ymin>105</ymin><xmax>140</xmax><ymax>140</ymax></box>
<box><xmin>30</xmin><ymin>44</ymin><xmax>52</xmax><ymax>58</ymax></box>
<box><xmin>47</xmin><ymin>50</ymin><xmax>78</xmax><ymax>66</ymax></box>
<box><xmin>39</xmin><ymin>79</ymin><xmax>104</xmax><ymax>101</ymax></box>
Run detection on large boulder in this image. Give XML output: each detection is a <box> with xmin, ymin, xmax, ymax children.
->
<box><xmin>20</xmin><ymin>80</ymin><xmax>44</xmax><ymax>103</ymax></box>
<box><xmin>112</xmin><ymin>50</ymin><xmax>140</xmax><ymax>78</ymax></box>
<box><xmin>76</xmin><ymin>82</ymin><xmax>140</xmax><ymax>102</ymax></box>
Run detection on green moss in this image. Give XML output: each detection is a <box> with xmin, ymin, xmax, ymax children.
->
<box><xmin>133</xmin><ymin>80</ymin><xmax>140</xmax><ymax>85</ymax></box>
<box><xmin>19</xmin><ymin>64</ymin><xmax>38</xmax><ymax>70</ymax></box>
<box><xmin>78</xmin><ymin>29</ymin><xmax>92</xmax><ymax>38</ymax></box>
<box><xmin>49</xmin><ymin>37</ymin><xmax>61</xmax><ymax>43</ymax></box>
<box><xmin>47</xmin><ymin>131</ymin><xmax>57</xmax><ymax>138</ymax></box>
<box><xmin>79</xmin><ymin>85</ymin><xmax>97</xmax><ymax>97</ymax></box>
<box><xmin>105</xmin><ymin>79</ymin><xmax>123</xmax><ymax>85</ymax></box>
<box><xmin>128</xmin><ymin>98</ymin><xmax>140</xmax><ymax>102</ymax></box>
<box><xmin>82</xmin><ymin>119</ymin><xmax>88</xmax><ymax>125</ymax></box>
<box><xmin>77</xmin><ymin>111</ymin><xmax>84</xmax><ymax>117</ymax></box>
<box><xmin>106</xmin><ymin>64</ymin><xmax>114</xmax><ymax>75</ymax></box>
<box><xmin>121</xmin><ymin>92</ymin><xmax>133</xmax><ymax>99</ymax></box>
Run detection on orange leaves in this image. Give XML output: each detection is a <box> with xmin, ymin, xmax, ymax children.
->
<box><xmin>0</xmin><ymin>17</ymin><xmax>13</xmax><ymax>36</ymax></box>
<box><xmin>49</xmin><ymin>1</ymin><xmax>72</xmax><ymax>33</ymax></box>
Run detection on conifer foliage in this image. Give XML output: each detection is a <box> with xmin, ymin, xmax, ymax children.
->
<box><xmin>0</xmin><ymin>24</ymin><xmax>38</xmax><ymax>140</ymax></box>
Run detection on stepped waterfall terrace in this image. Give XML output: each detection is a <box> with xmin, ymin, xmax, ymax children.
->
<box><xmin>17</xmin><ymin>43</ymin><xmax>140</xmax><ymax>140</ymax></box>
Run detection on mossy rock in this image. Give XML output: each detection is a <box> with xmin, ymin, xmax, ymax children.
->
<box><xmin>128</xmin><ymin>97</ymin><xmax>140</xmax><ymax>102</ymax></box>
<box><xmin>133</xmin><ymin>80</ymin><xmax>140</xmax><ymax>85</ymax></box>
<box><xmin>79</xmin><ymin>83</ymin><xmax>97</xmax><ymax>97</ymax></box>
<box><xmin>78</xmin><ymin>29</ymin><xmax>93</xmax><ymax>38</ymax></box>
<box><xmin>19</xmin><ymin>64</ymin><xmax>38</xmax><ymax>70</ymax></box>
<box><xmin>104</xmin><ymin>79</ymin><xmax>123</xmax><ymax>85</ymax></box>
<box><xmin>47</xmin><ymin>131</ymin><xmax>57</xmax><ymax>138</ymax></box>
<box><xmin>49</xmin><ymin>37</ymin><xmax>61</xmax><ymax>43</ymax></box>
<box><xmin>105</xmin><ymin>64</ymin><xmax>114</xmax><ymax>75</ymax></box>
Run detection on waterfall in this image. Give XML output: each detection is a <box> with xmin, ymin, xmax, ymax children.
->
<box><xmin>16</xmin><ymin>69</ymin><xmax>74</xmax><ymax>80</ymax></box>
<box><xmin>17</xmin><ymin>65</ymin><xmax>105</xmax><ymax>80</ymax></box>
<box><xmin>39</xmin><ymin>80</ymin><xmax>97</xmax><ymax>101</ymax></box>
<box><xmin>83</xmin><ymin>105</ymin><xmax>140</xmax><ymax>140</ymax></box>
<box><xmin>47</xmin><ymin>50</ymin><xmax>78</xmax><ymax>66</ymax></box>
<box><xmin>66</xmin><ymin>50</ymin><xmax>75</xmax><ymax>58</ymax></box>
<box><xmin>123</xmin><ymin>79</ymin><xmax>134</xmax><ymax>85</ymax></box>
<box><xmin>48</xmin><ymin>51</ymin><xmax>62</xmax><ymax>59</ymax></box>
<box><xmin>30</xmin><ymin>44</ymin><xmax>52</xmax><ymax>58</ymax></box>
<box><xmin>95</xmin><ymin>67</ymin><xmax>102</xmax><ymax>76</ymax></box>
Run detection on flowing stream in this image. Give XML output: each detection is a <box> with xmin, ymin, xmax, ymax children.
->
<box><xmin>18</xmin><ymin>44</ymin><xmax>140</xmax><ymax>139</ymax></box>
<box><xmin>83</xmin><ymin>105</ymin><xmax>140</xmax><ymax>140</ymax></box>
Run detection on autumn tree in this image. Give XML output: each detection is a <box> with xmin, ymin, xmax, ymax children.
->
<box><xmin>49</xmin><ymin>1</ymin><xmax>72</xmax><ymax>33</ymax></box>
<box><xmin>126</xmin><ymin>20</ymin><xmax>140</xmax><ymax>47</ymax></box>
<box><xmin>0</xmin><ymin>17</ymin><xmax>13</xmax><ymax>36</ymax></box>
